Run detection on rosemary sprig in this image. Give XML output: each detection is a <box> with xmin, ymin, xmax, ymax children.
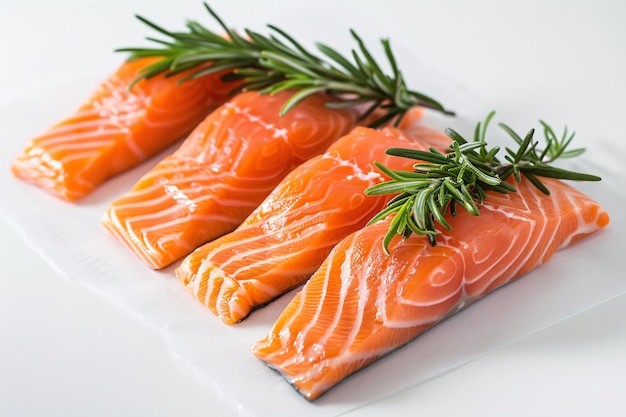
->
<box><xmin>116</xmin><ymin>2</ymin><xmax>453</xmax><ymax>127</ymax></box>
<box><xmin>365</xmin><ymin>112</ymin><xmax>601</xmax><ymax>253</ymax></box>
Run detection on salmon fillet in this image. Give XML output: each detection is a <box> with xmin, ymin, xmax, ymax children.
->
<box><xmin>252</xmin><ymin>175</ymin><xmax>609</xmax><ymax>400</ymax></box>
<box><xmin>176</xmin><ymin>124</ymin><xmax>446</xmax><ymax>324</ymax></box>
<box><xmin>11</xmin><ymin>58</ymin><xmax>234</xmax><ymax>201</ymax></box>
<box><xmin>102</xmin><ymin>90</ymin><xmax>359</xmax><ymax>269</ymax></box>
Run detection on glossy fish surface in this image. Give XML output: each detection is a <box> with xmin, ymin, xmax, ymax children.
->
<box><xmin>177</xmin><ymin>125</ymin><xmax>446</xmax><ymax>324</ymax></box>
<box><xmin>12</xmin><ymin>58</ymin><xmax>233</xmax><ymax>201</ymax></box>
<box><xmin>252</xmin><ymin>175</ymin><xmax>609</xmax><ymax>400</ymax></box>
<box><xmin>102</xmin><ymin>90</ymin><xmax>359</xmax><ymax>269</ymax></box>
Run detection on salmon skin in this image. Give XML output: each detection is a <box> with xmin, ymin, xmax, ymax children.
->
<box><xmin>102</xmin><ymin>90</ymin><xmax>359</xmax><ymax>270</ymax></box>
<box><xmin>176</xmin><ymin>124</ymin><xmax>447</xmax><ymax>324</ymax></box>
<box><xmin>11</xmin><ymin>57</ymin><xmax>234</xmax><ymax>201</ymax></box>
<box><xmin>252</xmin><ymin>176</ymin><xmax>609</xmax><ymax>400</ymax></box>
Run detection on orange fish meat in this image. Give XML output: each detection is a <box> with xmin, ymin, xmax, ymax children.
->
<box><xmin>177</xmin><ymin>124</ymin><xmax>446</xmax><ymax>324</ymax></box>
<box><xmin>252</xmin><ymin>176</ymin><xmax>609</xmax><ymax>400</ymax></box>
<box><xmin>102</xmin><ymin>90</ymin><xmax>359</xmax><ymax>269</ymax></box>
<box><xmin>11</xmin><ymin>57</ymin><xmax>234</xmax><ymax>201</ymax></box>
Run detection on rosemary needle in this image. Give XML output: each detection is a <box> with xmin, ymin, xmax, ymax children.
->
<box><xmin>364</xmin><ymin>112</ymin><xmax>602</xmax><ymax>253</ymax></box>
<box><xmin>116</xmin><ymin>2</ymin><xmax>453</xmax><ymax>127</ymax></box>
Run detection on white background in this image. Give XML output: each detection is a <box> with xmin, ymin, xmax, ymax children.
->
<box><xmin>1</xmin><ymin>0</ymin><xmax>626</xmax><ymax>416</ymax></box>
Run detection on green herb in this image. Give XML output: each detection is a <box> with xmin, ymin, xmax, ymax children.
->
<box><xmin>116</xmin><ymin>2</ymin><xmax>453</xmax><ymax>127</ymax></box>
<box><xmin>364</xmin><ymin>112</ymin><xmax>601</xmax><ymax>253</ymax></box>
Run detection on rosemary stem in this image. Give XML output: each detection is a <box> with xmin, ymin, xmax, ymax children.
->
<box><xmin>366</xmin><ymin>113</ymin><xmax>601</xmax><ymax>252</ymax></box>
<box><xmin>117</xmin><ymin>3</ymin><xmax>452</xmax><ymax>126</ymax></box>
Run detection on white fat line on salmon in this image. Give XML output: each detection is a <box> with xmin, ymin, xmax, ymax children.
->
<box><xmin>210</xmin><ymin>221</ymin><xmax>326</xmax><ymax>270</ymax></box>
<box><xmin>228</xmin><ymin>236</ymin><xmax>332</xmax><ymax>283</ymax></box>
<box><xmin>223</xmin><ymin>175</ymin><xmax>287</xmax><ymax>192</ymax></box>
<box><xmin>122</xmin><ymin>133</ymin><xmax>149</xmax><ymax>161</ymax></box>
<box><xmin>100</xmin><ymin>77</ymin><xmax>146</xmax><ymax>98</ymax></box>
<box><xmin>393</xmin><ymin>281</ymin><xmax>464</xmax><ymax>326</ymax></box>
<box><xmin>228</xmin><ymin>298</ymin><xmax>252</xmax><ymax>322</ymax></box>
<box><xmin>280</xmin><ymin>284</ymin><xmax>315</xmax><ymax>349</ymax></box>
<box><xmin>432</xmin><ymin>237</ymin><xmax>475</xmax><ymax>303</ymax></box>
<box><xmin>216</xmin><ymin>275</ymin><xmax>248</xmax><ymax>319</ymax></box>
<box><xmin>340</xmin><ymin>232</ymin><xmax>377</xmax><ymax>351</ymax></box>
<box><xmin>254</xmin><ymin>195</ymin><xmax>379</xmax><ymax>233</ymax></box>
<box><xmin>463</xmin><ymin>187</ymin><xmax>556</xmax><ymax>294</ymax></box>
<box><xmin>40</xmin><ymin>126</ymin><xmax>146</xmax><ymax>163</ymax></box>
<box><xmin>23</xmin><ymin>175</ymin><xmax>57</xmax><ymax>190</ymax></box>
<box><xmin>248</xmin><ymin>162</ymin><xmax>375</xmax><ymax>219</ymax></box>
<box><xmin>51</xmin><ymin>107</ymin><xmax>103</xmax><ymax>125</ymax></box>
<box><xmin>223</xmin><ymin>102</ymin><xmax>289</xmax><ymax>141</ymax></box>
<box><xmin>284</xmin><ymin>243</ymin><xmax>347</xmax><ymax>363</ymax></box>
<box><xmin>107</xmin><ymin>207</ymin><xmax>239</xmax><ymax>266</ymax></box>
<box><xmin>321</xmin><ymin>151</ymin><xmax>382</xmax><ymax>183</ymax></box>
<box><xmin>144</xmin><ymin>111</ymin><xmax>202</xmax><ymax>128</ymax></box>
<box><xmin>225</xmin><ymin>220</ymin><xmax>361</xmax><ymax>281</ymax></box>
<box><xmin>374</xmin><ymin>241</ymin><xmax>461</xmax><ymax>327</ymax></box>
<box><xmin>44</xmin><ymin>146</ymin><xmax>119</xmax><ymax>171</ymax></box>
<box><xmin>229</xmin><ymin>277</ymin><xmax>284</xmax><ymax>307</ymax></box>
<box><xmin>191</xmin><ymin>255</ymin><xmax>214</xmax><ymax>287</ymax></box>
<box><xmin>110</xmin><ymin>181</ymin><xmax>230</xmax><ymax>210</ymax></box>
<box><xmin>99</xmin><ymin>100</ymin><xmax>145</xmax><ymax>117</ymax></box>
<box><xmin>121</xmin><ymin>205</ymin><xmax>235</xmax><ymax>238</ymax></box>
<box><xmin>144</xmin><ymin>94</ymin><xmax>214</xmax><ymax>124</ymax></box>
<box><xmin>201</xmin><ymin>268</ymin><xmax>223</xmax><ymax>306</ymax></box>
<box><xmin>558</xmin><ymin>189</ymin><xmax>603</xmax><ymax>249</ymax></box>
<box><xmin>211</xmin><ymin>194</ymin><xmax>267</xmax><ymax>209</ymax></box>
<box><xmin>113</xmin><ymin>176</ymin><xmax>234</xmax><ymax>202</ymax></box>
<box><xmin>39</xmin><ymin>129</ymin><xmax>122</xmax><ymax>149</ymax></box>
<box><xmin>163</xmin><ymin>185</ymin><xmax>198</xmax><ymax>212</ymax></box>
<box><xmin>505</xmin><ymin>185</ymin><xmax>555</xmax><ymax>277</ymax></box>
<box><xmin>193</xmin><ymin>260</ymin><xmax>221</xmax><ymax>302</ymax></box>
<box><xmin>469</xmin><ymin>232</ymin><xmax>529</xmax><ymax>295</ymax></box>
<box><xmin>93</xmin><ymin>100</ymin><xmax>150</xmax><ymax>135</ymax></box>
<box><xmin>104</xmin><ymin>212</ymin><xmax>146</xmax><ymax>257</ymax></box>
<box><xmin>459</xmin><ymin>210</ymin><xmax>537</xmax><ymax>293</ymax></box>
<box><xmin>200</xmin><ymin>128</ymin><xmax>251</xmax><ymax>170</ymax></box>
<box><xmin>232</xmin><ymin>186</ymin><xmax>377</xmax><ymax>245</ymax></box>
<box><xmin>49</xmin><ymin>144</ymin><xmax>144</xmax><ymax>173</ymax></box>
<box><xmin>149</xmin><ymin>167</ymin><xmax>234</xmax><ymax>185</ymax></box>
<box><xmin>216</xmin><ymin>268</ymin><xmax>237</xmax><ymax>317</ymax></box>
<box><xmin>23</xmin><ymin>149</ymin><xmax>65</xmax><ymax>172</ymax></box>
<box><xmin>155</xmin><ymin>232</ymin><xmax>188</xmax><ymax>254</ymax></box>
<box><xmin>139</xmin><ymin>213</ymin><xmax>237</xmax><ymax>253</ymax></box>
<box><xmin>122</xmin><ymin>194</ymin><xmax>238</xmax><ymax>227</ymax></box>
<box><xmin>193</xmin><ymin>138</ymin><xmax>248</xmax><ymax>169</ymax></box>
<box><xmin>48</xmin><ymin>142</ymin><xmax>122</xmax><ymax>161</ymax></box>
<box><xmin>58</xmin><ymin>107</ymin><xmax>107</xmax><ymax>122</ymax></box>
<box><xmin>263</xmin><ymin>301</ymin><xmax>305</xmax><ymax>362</ymax></box>
<box><xmin>533</xmin><ymin>187</ymin><xmax>562</xmax><ymax>263</ymax></box>
<box><xmin>40</xmin><ymin>115</ymin><xmax>116</xmax><ymax>137</ymax></box>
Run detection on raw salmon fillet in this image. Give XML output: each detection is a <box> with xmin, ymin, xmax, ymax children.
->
<box><xmin>102</xmin><ymin>90</ymin><xmax>359</xmax><ymax>269</ymax></box>
<box><xmin>252</xmin><ymin>176</ymin><xmax>609</xmax><ymax>400</ymax></box>
<box><xmin>177</xmin><ymin>124</ymin><xmax>445</xmax><ymax>324</ymax></box>
<box><xmin>11</xmin><ymin>57</ymin><xmax>233</xmax><ymax>201</ymax></box>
